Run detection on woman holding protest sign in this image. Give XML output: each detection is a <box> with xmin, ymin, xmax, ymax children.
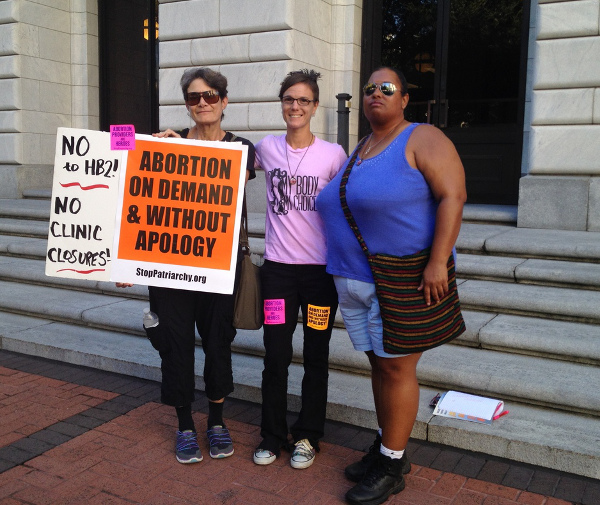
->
<box><xmin>118</xmin><ymin>67</ymin><xmax>255</xmax><ymax>464</ymax></box>
<box><xmin>252</xmin><ymin>69</ymin><xmax>347</xmax><ymax>470</ymax></box>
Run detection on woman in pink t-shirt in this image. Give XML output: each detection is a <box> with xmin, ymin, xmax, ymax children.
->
<box><xmin>252</xmin><ymin>70</ymin><xmax>347</xmax><ymax>470</ymax></box>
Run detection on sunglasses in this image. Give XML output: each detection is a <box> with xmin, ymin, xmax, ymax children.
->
<box><xmin>363</xmin><ymin>82</ymin><xmax>403</xmax><ymax>96</ymax></box>
<box><xmin>185</xmin><ymin>90</ymin><xmax>220</xmax><ymax>105</ymax></box>
<box><xmin>281</xmin><ymin>96</ymin><xmax>316</xmax><ymax>107</ymax></box>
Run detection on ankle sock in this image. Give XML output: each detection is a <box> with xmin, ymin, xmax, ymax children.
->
<box><xmin>380</xmin><ymin>443</ymin><xmax>405</xmax><ymax>460</ymax></box>
<box><xmin>176</xmin><ymin>405</ymin><xmax>195</xmax><ymax>432</ymax></box>
<box><xmin>207</xmin><ymin>400</ymin><xmax>224</xmax><ymax>428</ymax></box>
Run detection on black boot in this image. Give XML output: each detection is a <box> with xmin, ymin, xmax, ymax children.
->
<box><xmin>345</xmin><ymin>434</ymin><xmax>411</xmax><ymax>483</ymax></box>
<box><xmin>345</xmin><ymin>452</ymin><xmax>406</xmax><ymax>505</ymax></box>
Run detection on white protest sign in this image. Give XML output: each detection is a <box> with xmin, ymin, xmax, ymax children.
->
<box><xmin>45</xmin><ymin>127</ymin><xmax>125</xmax><ymax>281</ymax></box>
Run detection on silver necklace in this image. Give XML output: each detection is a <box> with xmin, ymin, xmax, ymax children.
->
<box><xmin>285</xmin><ymin>134</ymin><xmax>314</xmax><ymax>185</ymax></box>
<box><xmin>357</xmin><ymin>121</ymin><xmax>403</xmax><ymax>165</ymax></box>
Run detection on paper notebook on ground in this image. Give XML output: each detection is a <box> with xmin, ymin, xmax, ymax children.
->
<box><xmin>433</xmin><ymin>391</ymin><xmax>504</xmax><ymax>425</ymax></box>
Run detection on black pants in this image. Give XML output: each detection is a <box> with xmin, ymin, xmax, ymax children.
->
<box><xmin>147</xmin><ymin>253</ymin><xmax>242</xmax><ymax>406</ymax></box>
<box><xmin>259</xmin><ymin>260</ymin><xmax>338</xmax><ymax>455</ymax></box>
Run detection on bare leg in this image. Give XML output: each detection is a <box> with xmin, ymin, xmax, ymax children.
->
<box><xmin>373</xmin><ymin>352</ymin><xmax>422</xmax><ymax>451</ymax></box>
<box><xmin>365</xmin><ymin>351</ymin><xmax>382</xmax><ymax>428</ymax></box>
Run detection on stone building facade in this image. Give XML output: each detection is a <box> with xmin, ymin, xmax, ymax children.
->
<box><xmin>0</xmin><ymin>0</ymin><xmax>598</xmax><ymax>231</ymax></box>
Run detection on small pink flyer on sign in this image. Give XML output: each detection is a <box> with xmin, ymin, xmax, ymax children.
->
<box><xmin>110</xmin><ymin>124</ymin><xmax>135</xmax><ymax>150</ymax></box>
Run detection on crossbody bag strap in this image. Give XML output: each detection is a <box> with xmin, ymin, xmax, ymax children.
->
<box><xmin>226</xmin><ymin>132</ymin><xmax>250</xmax><ymax>252</ymax></box>
<box><xmin>339</xmin><ymin>136</ymin><xmax>370</xmax><ymax>256</ymax></box>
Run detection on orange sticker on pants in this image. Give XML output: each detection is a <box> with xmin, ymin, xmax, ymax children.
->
<box><xmin>307</xmin><ymin>304</ymin><xmax>330</xmax><ymax>330</ymax></box>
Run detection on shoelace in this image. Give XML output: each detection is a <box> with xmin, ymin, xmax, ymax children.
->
<box><xmin>176</xmin><ymin>431</ymin><xmax>199</xmax><ymax>452</ymax></box>
<box><xmin>293</xmin><ymin>440</ymin><xmax>314</xmax><ymax>460</ymax></box>
<box><xmin>207</xmin><ymin>426</ymin><xmax>232</xmax><ymax>448</ymax></box>
<box><xmin>362</xmin><ymin>459</ymin><xmax>389</xmax><ymax>487</ymax></box>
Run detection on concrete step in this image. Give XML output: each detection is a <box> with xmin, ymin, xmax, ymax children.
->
<box><xmin>461</xmin><ymin>204</ymin><xmax>518</xmax><ymax>224</ymax></box>
<box><xmin>457</xmin><ymin>253</ymin><xmax>600</xmax><ymax>290</ymax></box>
<box><xmin>0</xmin><ymin>276</ymin><xmax>597</xmax><ymax>418</ymax></box>
<box><xmin>0</xmin><ymin>218</ymin><xmax>49</xmax><ymax>238</ymax></box>
<box><xmin>2</xmin><ymin>255</ymin><xmax>599</xmax><ymax>365</ymax></box>
<box><xmin>0</xmin><ymin>314</ymin><xmax>597</xmax><ymax>479</ymax></box>
<box><xmin>458</xmin><ymin>223</ymin><xmax>600</xmax><ymax>262</ymax></box>
<box><xmin>0</xmin><ymin>198</ymin><xmax>51</xmax><ymax>219</ymax></box>
<box><xmin>459</xmin><ymin>279</ymin><xmax>600</xmax><ymax>324</ymax></box>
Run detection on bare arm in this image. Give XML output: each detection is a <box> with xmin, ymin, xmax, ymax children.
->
<box><xmin>407</xmin><ymin>124</ymin><xmax>467</xmax><ymax>305</ymax></box>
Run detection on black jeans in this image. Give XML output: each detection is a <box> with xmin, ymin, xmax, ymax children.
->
<box><xmin>259</xmin><ymin>260</ymin><xmax>338</xmax><ymax>455</ymax></box>
<box><xmin>148</xmin><ymin>251</ymin><xmax>242</xmax><ymax>406</ymax></box>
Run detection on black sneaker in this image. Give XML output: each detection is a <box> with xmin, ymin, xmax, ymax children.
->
<box><xmin>175</xmin><ymin>430</ymin><xmax>202</xmax><ymax>464</ymax></box>
<box><xmin>345</xmin><ymin>434</ymin><xmax>412</xmax><ymax>482</ymax></box>
<box><xmin>345</xmin><ymin>453</ymin><xmax>406</xmax><ymax>505</ymax></box>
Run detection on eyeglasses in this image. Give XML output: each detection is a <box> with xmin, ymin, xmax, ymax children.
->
<box><xmin>363</xmin><ymin>82</ymin><xmax>404</xmax><ymax>97</ymax></box>
<box><xmin>185</xmin><ymin>90</ymin><xmax>220</xmax><ymax>105</ymax></box>
<box><xmin>281</xmin><ymin>96</ymin><xmax>316</xmax><ymax>107</ymax></box>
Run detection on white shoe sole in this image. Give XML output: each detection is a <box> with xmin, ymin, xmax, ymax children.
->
<box><xmin>253</xmin><ymin>452</ymin><xmax>276</xmax><ymax>465</ymax></box>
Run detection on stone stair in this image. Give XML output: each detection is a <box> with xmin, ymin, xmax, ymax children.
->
<box><xmin>0</xmin><ymin>192</ymin><xmax>599</xmax><ymax>479</ymax></box>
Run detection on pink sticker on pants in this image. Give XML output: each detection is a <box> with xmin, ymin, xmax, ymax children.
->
<box><xmin>264</xmin><ymin>299</ymin><xmax>285</xmax><ymax>325</ymax></box>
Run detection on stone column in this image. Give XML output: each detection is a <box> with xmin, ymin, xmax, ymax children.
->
<box><xmin>518</xmin><ymin>0</ymin><xmax>600</xmax><ymax>231</ymax></box>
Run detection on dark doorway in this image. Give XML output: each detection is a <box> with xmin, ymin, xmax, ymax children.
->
<box><xmin>98</xmin><ymin>0</ymin><xmax>159</xmax><ymax>134</ymax></box>
<box><xmin>362</xmin><ymin>0</ymin><xmax>530</xmax><ymax>204</ymax></box>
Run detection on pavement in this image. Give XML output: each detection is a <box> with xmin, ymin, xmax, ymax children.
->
<box><xmin>0</xmin><ymin>350</ymin><xmax>597</xmax><ymax>505</ymax></box>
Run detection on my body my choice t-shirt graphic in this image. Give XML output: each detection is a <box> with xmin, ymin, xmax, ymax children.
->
<box><xmin>267</xmin><ymin>167</ymin><xmax>319</xmax><ymax>216</ymax></box>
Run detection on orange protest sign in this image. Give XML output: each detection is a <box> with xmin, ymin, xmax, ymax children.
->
<box><xmin>117</xmin><ymin>138</ymin><xmax>242</xmax><ymax>270</ymax></box>
<box><xmin>111</xmin><ymin>135</ymin><xmax>247</xmax><ymax>294</ymax></box>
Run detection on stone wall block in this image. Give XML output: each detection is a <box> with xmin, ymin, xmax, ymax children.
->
<box><xmin>287</xmin><ymin>31</ymin><xmax>331</xmax><ymax>70</ymax></box>
<box><xmin>0</xmin><ymin>55</ymin><xmax>20</xmax><ymax>78</ymax></box>
<box><xmin>221</xmin><ymin>102</ymin><xmax>249</xmax><ymax>131</ymax></box>
<box><xmin>71</xmin><ymin>63</ymin><xmax>98</xmax><ymax>87</ymax></box>
<box><xmin>589</xmin><ymin>177</ymin><xmax>600</xmax><ymax>231</ymax></box>
<box><xmin>0</xmin><ymin>1</ymin><xmax>18</xmax><ymax>23</ymax></box>
<box><xmin>39</xmin><ymin>82</ymin><xmax>71</xmax><ymax>115</ymax></box>
<box><xmin>518</xmin><ymin>175</ymin><xmax>590</xmax><ymax>230</ymax></box>
<box><xmin>39</xmin><ymin>27</ymin><xmax>70</xmax><ymax>63</ymax></box>
<box><xmin>248</xmin><ymin>102</ymin><xmax>283</xmax><ymax>131</ymax></box>
<box><xmin>20</xmin><ymin>133</ymin><xmax>41</xmax><ymax>164</ymax></box>
<box><xmin>220</xmin><ymin>0</ymin><xmax>289</xmax><ymax>35</ymax></box>
<box><xmin>191</xmin><ymin>34</ymin><xmax>250</xmax><ymax>65</ymax></box>
<box><xmin>0</xmin><ymin>133</ymin><xmax>22</xmax><ymax>164</ymax></box>
<box><xmin>159</xmin><ymin>40</ymin><xmax>193</xmax><ymax>68</ymax></box>
<box><xmin>15</xmin><ymin>24</ymin><xmax>39</xmax><ymax>57</ymax></box>
<box><xmin>221</xmin><ymin>61</ymin><xmax>291</xmax><ymax>102</ymax></box>
<box><xmin>21</xmin><ymin>111</ymin><xmax>69</xmax><ymax>135</ymax></box>
<box><xmin>159</xmin><ymin>0</ymin><xmax>220</xmax><ymax>41</ymax></box>
<box><xmin>531</xmin><ymin>88</ymin><xmax>594</xmax><ymax>124</ymax></box>
<box><xmin>158</xmin><ymin>104</ymin><xmax>188</xmax><ymax>132</ymax></box>
<box><xmin>0</xmin><ymin>110</ymin><xmax>20</xmax><ymax>133</ymax></box>
<box><xmin>249</xmin><ymin>31</ymin><xmax>292</xmax><ymax>61</ymax></box>
<box><xmin>0</xmin><ymin>24</ymin><xmax>18</xmax><ymax>56</ymax></box>
<box><xmin>20</xmin><ymin>2</ymin><xmax>70</xmax><ymax>33</ymax></box>
<box><xmin>332</xmin><ymin>3</ymin><xmax>362</xmax><ymax>45</ymax></box>
<box><xmin>537</xmin><ymin>0</ymin><xmax>599</xmax><ymax>39</ymax></box>
<box><xmin>0</xmin><ymin>78</ymin><xmax>19</xmax><ymax>109</ymax></box>
<box><xmin>158</xmin><ymin>67</ymin><xmax>193</xmax><ymax>105</ymax></box>
<box><xmin>530</xmin><ymin>125</ymin><xmax>600</xmax><ymax>174</ymax></box>
<box><xmin>20</xmin><ymin>56</ymin><xmax>70</xmax><ymax>84</ymax></box>
<box><xmin>292</xmin><ymin>0</ymin><xmax>332</xmax><ymax>41</ymax></box>
<box><xmin>535</xmin><ymin>37</ymin><xmax>600</xmax><ymax>88</ymax></box>
<box><xmin>594</xmin><ymin>88</ymin><xmax>600</xmax><ymax>123</ymax></box>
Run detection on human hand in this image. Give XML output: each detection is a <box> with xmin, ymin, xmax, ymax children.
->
<box><xmin>417</xmin><ymin>260</ymin><xmax>448</xmax><ymax>306</ymax></box>
<box><xmin>115</xmin><ymin>283</ymin><xmax>134</xmax><ymax>288</ymax></box>
<box><xmin>152</xmin><ymin>129</ymin><xmax>181</xmax><ymax>138</ymax></box>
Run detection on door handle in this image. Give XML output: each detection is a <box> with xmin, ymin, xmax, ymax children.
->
<box><xmin>439</xmin><ymin>99</ymin><xmax>449</xmax><ymax>128</ymax></box>
<box><xmin>426</xmin><ymin>100</ymin><xmax>436</xmax><ymax>124</ymax></box>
